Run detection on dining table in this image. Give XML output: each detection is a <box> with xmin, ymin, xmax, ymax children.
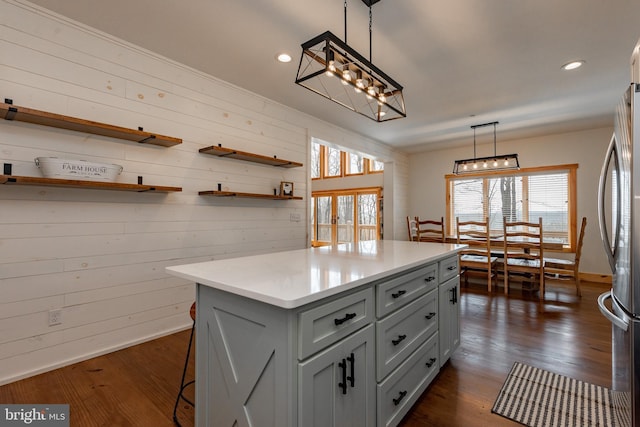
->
<box><xmin>446</xmin><ymin>234</ymin><xmax>566</xmax><ymax>252</ymax></box>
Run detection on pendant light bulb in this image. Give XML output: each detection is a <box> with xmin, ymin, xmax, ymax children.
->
<box><xmin>342</xmin><ymin>69</ymin><xmax>351</xmax><ymax>85</ymax></box>
<box><xmin>326</xmin><ymin>60</ymin><xmax>336</xmax><ymax>76</ymax></box>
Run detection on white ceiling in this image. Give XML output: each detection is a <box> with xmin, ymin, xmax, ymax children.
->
<box><xmin>26</xmin><ymin>0</ymin><xmax>640</xmax><ymax>152</ymax></box>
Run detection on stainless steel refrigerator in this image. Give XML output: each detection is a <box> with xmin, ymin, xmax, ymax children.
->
<box><xmin>597</xmin><ymin>40</ymin><xmax>640</xmax><ymax>427</ymax></box>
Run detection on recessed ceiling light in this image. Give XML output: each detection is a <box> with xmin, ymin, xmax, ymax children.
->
<box><xmin>276</xmin><ymin>53</ymin><xmax>292</xmax><ymax>63</ymax></box>
<box><xmin>562</xmin><ymin>60</ymin><xmax>585</xmax><ymax>71</ymax></box>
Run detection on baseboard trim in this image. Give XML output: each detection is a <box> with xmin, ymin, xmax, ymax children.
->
<box><xmin>579</xmin><ymin>272</ymin><xmax>611</xmax><ymax>285</ymax></box>
<box><xmin>0</xmin><ymin>322</ymin><xmax>192</xmax><ymax>386</ymax></box>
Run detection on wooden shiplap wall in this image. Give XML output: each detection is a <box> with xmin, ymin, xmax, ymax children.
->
<box><xmin>0</xmin><ymin>0</ymin><xmax>408</xmax><ymax>384</ymax></box>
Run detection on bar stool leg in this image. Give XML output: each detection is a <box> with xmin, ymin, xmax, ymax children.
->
<box><xmin>173</xmin><ymin>304</ymin><xmax>196</xmax><ymax>427</ymax></box>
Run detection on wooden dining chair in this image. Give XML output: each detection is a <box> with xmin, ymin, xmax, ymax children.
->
<box><xmin>544</xmin><ymin>216</ymin><xmax>587</xmax><ymax>297</ymax></box>
<box><xmin>502</xmin><ymin>217</ymin><xmax>545</xmax><ymax>308</ymax></box>
<box><xmin>415</xmin><ymin>216</ymin><xmax>445</xmax><ymax>243</ymax></box>
<box><xmin>456</xmin><ymin>217</ymin><xmax>499</xmax><ymax>292</ymax></box>
<box><xmin>406</xmin><ymin>216</ymin><xmax>418</xmax><ymax>241</ymax></box>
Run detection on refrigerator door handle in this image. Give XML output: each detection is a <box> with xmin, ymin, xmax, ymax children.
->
<box><xmin>598</xmin><ymin>291</ymin><xmax>628</xmax><ymax>331</ymax></box>
<box><xmin>598</xmin><ymin>133</ymin><xmax>620</xmax><ymax>271</ymax></box>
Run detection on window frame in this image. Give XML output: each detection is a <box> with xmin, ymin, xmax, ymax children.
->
<box><xmin>345</xmin><ymin>152</ymin><xmax>365</xmax><ymax>176</ymax></box>
<box><xmin>311</xmin><ymin>143</ymin><xmax>384</xmax><ymax>180</ymax></box>
<box><xmin>367</xmin><ymin>158</ymin><xmax>384</xmax><ymax>174</ymax></box>
<box><xmin>445</xmin><ymin>163</ymin><xmax>578</xmax><ymax>252</ymax></box>
<box><xmin>311</xmin><ymin>187</ymin><xmax>382</xmax><ymax>246</ymax></box>
<box><xmin>323</xmin><ymin>146</ymin><xmax>344</xmax><ymax>178</ymax></box>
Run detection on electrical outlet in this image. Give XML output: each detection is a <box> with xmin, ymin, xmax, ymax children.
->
<box><xmin>48</xmin><ymin>309</ymin><xmax>62</xmax><ymax>326</ymax></box>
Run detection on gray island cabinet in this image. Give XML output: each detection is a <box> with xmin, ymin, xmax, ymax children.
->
<box><xmin>166</xmin><ymin>240</ymin><xmax>464</xmax><ymax>427</ymax></box>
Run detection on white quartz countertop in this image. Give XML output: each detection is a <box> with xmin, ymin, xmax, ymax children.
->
<box><xmin>166</xmin><ymin>240</ymin><xmax>465</xmax><ymax>309</ymax></box>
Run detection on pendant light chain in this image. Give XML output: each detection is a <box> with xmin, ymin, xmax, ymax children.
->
<box><xmin>473</xmin><ymin>127</ymin><xmax>477</xmax><ymax>158</ymax></box>
<box><xmin>493</xmin><ymin>122</ymin><xmax>497</xmax><ymax>156</ymax></box>
<box><xmin>344</xmin><ymin>0</ymin><xmax>348</xmax><ymax>45</ymax></box>
<box><xmin>369</xmin><ymin>5</ymin><xmax>373</xmax><ymax>63</ymax></box>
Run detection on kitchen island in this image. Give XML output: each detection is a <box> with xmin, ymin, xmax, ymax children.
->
<box><xmin>166</xmin><ymin>240</ymin><xmax>465</xmax><ymax>427</ymax></box>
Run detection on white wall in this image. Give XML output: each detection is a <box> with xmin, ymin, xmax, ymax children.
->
<box><xmin>408</xmin><ymin>126</ymin><xmax>613</xmax><ymax>276</ymax></box>
<box><xmin>0</xmin><ymin>0</ymin><xmax>406</xmax><ymax>384</ymax></box>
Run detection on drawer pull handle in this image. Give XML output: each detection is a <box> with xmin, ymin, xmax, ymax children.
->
<box><xmin>425</xmin><ymin>276</ymin><xmax>436</xmax><ymax>282</ymax></box>
<box><xmin>425</xmin><ymin>312</ymin><xmax>436</xmax><ymax>320</ymax></box>
<box><xmin>391</xmin><ymin>290</ymin><xmax>406</xmax><ymax>299</ymax></box>
<box><xmin>334</xmin><ymin>312</ymin><xmax>356</xmax><ymax>326</ymax></box>
<box><xmin>393</xmin><ymin>390</ymin><xmax>407</xmax><ymax>406</ymax></box>
<box><xmin>447</xmin><ymin>265</ymin><xmax>457</xmax><ymax>271</ymax></box>
<box><xmin>425</xmin><ymin>357</ymin><xmax>437</xmax><ymax>368</ymax></box>
<box><xmin>392</xmin><ymin>334</ymin><xmax>407</xmax><ymax>346</ymax></box>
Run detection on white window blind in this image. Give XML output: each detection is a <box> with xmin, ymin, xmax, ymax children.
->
<box><xmin>452</xmin><ymin>179</ymin><xmax>485</xmax><ymax>223</ymax></box>
<box><xmin>449</xmin><ymin>167</ymin><xmax>573</xmax><ymax>245</ymax></box>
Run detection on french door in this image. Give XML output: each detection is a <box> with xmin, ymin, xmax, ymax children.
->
<box><xmin>311</xmin><ymin>188</ymin><xmax>381</xmax><ymax>247</ymax></box>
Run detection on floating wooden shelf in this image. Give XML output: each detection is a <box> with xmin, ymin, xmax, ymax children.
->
<box><xmin>199</xmin><ymin>145</ymin><xmax>302</xmax><ymax>168</ymax></box>
<box><xmin>199</xmin><ymin>190</ymin><xmax>302</xmax><ymax>200</ymax></box>
<box><xmin>1</xmin><ymin>101</ymin><xmax>182</xmax><ymax>147</ymax></box>
<box><xmin>0</xmin><ymin>175</ymin><xmax>182</xmax><ymax>193</ymax></box>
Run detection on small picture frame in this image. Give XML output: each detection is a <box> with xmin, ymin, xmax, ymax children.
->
<box><xmin>280</xmin><ymin>181</ymin><xmax>294</xmax><ymax>197</ymax></box>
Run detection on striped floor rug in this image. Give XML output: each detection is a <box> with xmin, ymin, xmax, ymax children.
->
<box><xmin>492</xmin><ymin>362</ymin><xmax>630</xmax><ymax>427</ymax></box>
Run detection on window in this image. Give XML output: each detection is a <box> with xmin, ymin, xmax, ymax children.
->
<box><xmin>311</xmin><ymin>188</ymin><xmax>382</xmax><ymax>246</ymax></box>
<box><xmin>446</xmin><ymin>164</ymin><xmax>578</xmax><ymax>251</ymax></box>
<box><xmin>369</xmin><ymin>159</ymin><xmax>384</xmax><ymax>173</ymax></box>
<box><xmin>358</xmin><ymin>193</ymin><xmax>379</xmax><ymax>241</ymax></box>
<box><xmin>325</xmin><ymin>147</ymin><xmax>342</xmax><ymax>177</ymax></box>
<box><xmin>311</xmin><ymin>141</ymin><xmax>321</xmax><ymax>179</ymax></box>
<box><xmin>346</xmin><ymin>152</ymin><xmax>364</xmax><ymax>175</ymax></box>
<box><xmin>311</xmin><ymin>140</ymin><xmax>383</xmax><ymax>180</ymax></box>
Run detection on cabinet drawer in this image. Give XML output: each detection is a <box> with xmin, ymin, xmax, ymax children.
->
<box><xmin>439</xmin><ymin>256</ymin><xmax>459</xmax><ymax>283</ymax></box>
<box><xmin>377</xmin><ymin>332</ymin><xmax>439</xmax><ymax>427</ymax></box>
<box><xmin>376</xmin><ymin>264</ymin><xmax>437</xmax><ymax>318</ymax></box>
<box><xmin>375</xmin><ymin>290</ymin><xmax>438</xmax><ymax>381</ymax></box>
<box><xmin>298</xmin><ymin>287</ymin><xmax>374</xmax><ymax>360</ymax></box>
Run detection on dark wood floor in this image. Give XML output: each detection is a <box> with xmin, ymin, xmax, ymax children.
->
<box><xmin>0</xmin><ymin>280</ymin><xmax>612</xmax><ymax>427</ymax></box>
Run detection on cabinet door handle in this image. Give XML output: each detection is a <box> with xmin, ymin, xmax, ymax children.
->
<box><xmin>391</xmin><ymin>290</ymin><xmax>406</xmax><ymax>299</ymax></box>
<box><xmin>425</xmin><ymin>276</ymin><xmax>436</xmax><ymax>282</ymax></box>
<box><xmin>447</xmin><ymin>265</ymin><xmax>457</xmax><ymax>271</ymax></box>
<box><xmin>338</xmin><ymin>358</ymin><xmax>347</xmax><ymax>395</ymax></box>
<box><xmin>393</xmin><ymin>390</ymin><xmax>407</xmax><ymax>406</ymax></box>
<box><xmin>425</xmin><ymin>312</ymin><xmax>436</xmax><ymax>320</ymax></box>
<box><xmin>346</xmin><ymin>353</ymin><xmax>355</xmax><ymax>387</ymax></box>
<box><xmin>392</xmin><ymin>334</ymin><xmax>407</xmax><ymax>346</ymax></box>
<box><xmin>334</xmin><ymin>312</ymin><xmax>356</xmax><ymax>326</ymax></box>
<box><xmin>450</xmin><ymin>287</ymin><xmax>458</xmax><ymax>304</ymax></box>
<box><xmin>425</xmin><ymin>357</ymin><xmax>437</xmax><ymax>368</ymax></box>
<box><xmin>450</xmin><ymin>288</ymin><xmax>456</xmax><ymax>303</ymax></box>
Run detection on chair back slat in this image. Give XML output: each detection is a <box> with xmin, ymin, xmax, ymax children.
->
<box><xmin>457</xmin><ymin>217</ymin><xmax>497</xmax><ymax>292</ymax></box>
<box><xmin>503</xmin><ymin>217</ymin><xmax>545</xmax><ymax>308</ymax></box>
<box><xmin>543</xmin><ymin>216</ymin><xmax>586</xmax><ymax>297</ymax></box>
<box><xmin>415</xmin><ymin>216</ymin><xmax>445</xmax><ymax>243</ymax></box>
<box><xmin>574</xmin><ymin>216</ymin><xmax>587</xmax><ymax>264</ymax></box>
<box><xmin>406</xmin><ymin>216</ymin><xmax>418</xmax><ymax>241</ymax></box>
